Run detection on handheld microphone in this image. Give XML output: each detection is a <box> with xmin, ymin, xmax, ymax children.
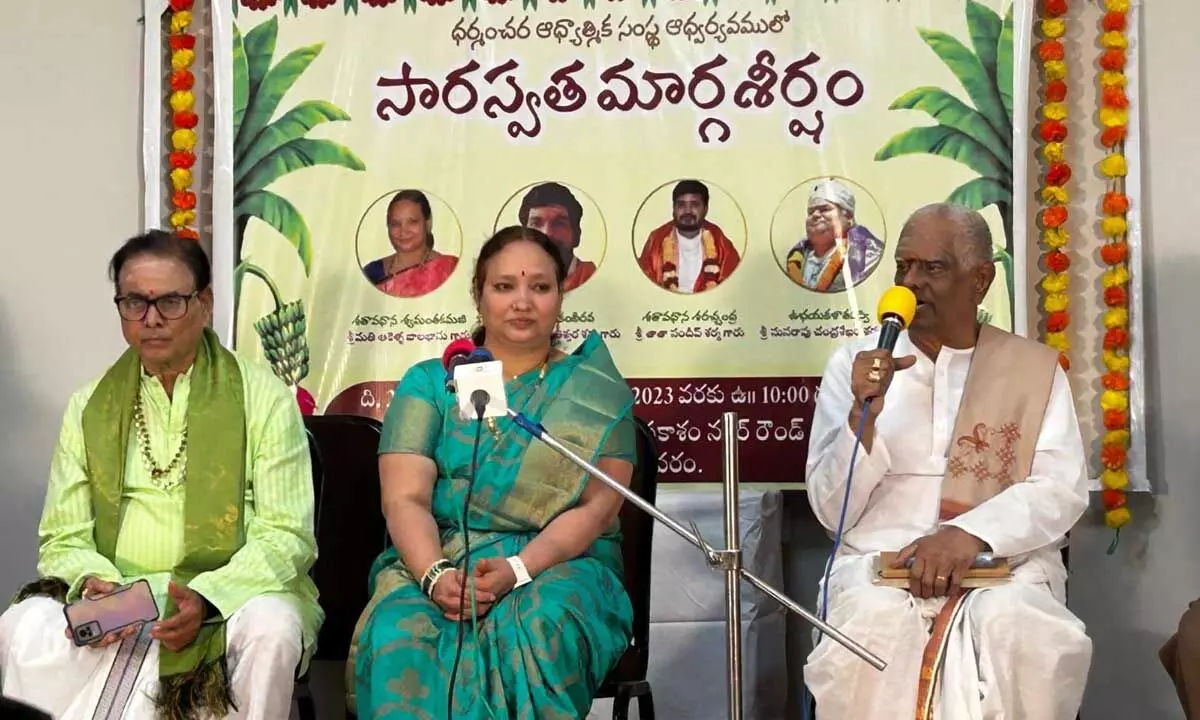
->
<box><xmin>875</xmin><ymin>286</ymin><xmax>918</xmax><ymax>353</ymax></box>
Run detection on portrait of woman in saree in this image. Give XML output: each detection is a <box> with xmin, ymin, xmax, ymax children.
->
<box><xmin>348</xmin><ymin>225</ymin><xmax>638</xmax><ymax>719</ymax></box>
<box><xmin>360</xmin><ymin>189</ymin><xmax>460</xmax><ymax>298</ymax></box>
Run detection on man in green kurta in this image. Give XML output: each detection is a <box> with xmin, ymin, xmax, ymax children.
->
<box><xmin>0</xmin><ymin>231</ymin><xmax>321</xmax><ymax>720</ymax></box>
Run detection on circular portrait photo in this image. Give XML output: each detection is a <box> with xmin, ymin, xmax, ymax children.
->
<box><xmin>493</xmin><ymin>181</ymin><xmax>608</xmax><ymax>292</ymax></box>
<box><xmin>771</xmin><ymin>176</ymin><xmax>887</xmax><ymax>294</ymax></box>
<box><xmin>355</xmin><ymin>189</ymin><xmax>464</xmax><ymax>299</ymax></box>
<box><xmin>631</xmin><ymin>179</ymin><xmax>747</xmax><ymax>295</ymax></box>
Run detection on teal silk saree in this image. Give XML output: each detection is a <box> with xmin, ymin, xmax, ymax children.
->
<box><xmin>349</xmin><ymin>332</ymin><xmax>637</xmax><ymax>719</ymax></box>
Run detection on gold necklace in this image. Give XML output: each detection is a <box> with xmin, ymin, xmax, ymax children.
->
<box><xmin>485</xmin><ymin>356</ymin><xmax>550</xmax><ymax>439</ymax></box>
<box><xmin>133</xmin><ymin>390</ymin><xmax>187</xmax><ymax>489</ymax></box>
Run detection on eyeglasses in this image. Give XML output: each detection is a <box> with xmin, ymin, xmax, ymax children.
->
<box><xmin>114</xmin><ymin>291</ymin><xmax>198</xmax><ymax>321</ymax></box>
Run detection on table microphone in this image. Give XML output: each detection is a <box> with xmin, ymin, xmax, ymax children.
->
<box><xmin>441</xmin><ymin>338</ymin><xmax>477</xmax><ymax>391</ymax></box>
<box><xmin>440</xmin><ymin>338</ymin><xmax>493</xmax><ymax>396</ymax></box>
<box><xmin>439</xmin><ymin>339</ymin><xmax>502</xmax><ymax>418</ymax></box>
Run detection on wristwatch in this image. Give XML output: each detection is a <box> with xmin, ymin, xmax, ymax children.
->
<box><xmin>506</xmin><ymin>556</ymin><xmax>533</xmax><ymax>588</ymax></box>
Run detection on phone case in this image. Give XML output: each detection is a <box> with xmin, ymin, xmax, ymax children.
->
<box><xmin>63</xmin><ymin>579</ymin><xmax>160</xmax><ymax>647</ymax></box>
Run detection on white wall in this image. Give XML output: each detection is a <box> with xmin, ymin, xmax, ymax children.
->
<box><xmin>1066</xmin><ymin>2</ymin><xmax>1200</xmax><ymax>717</ymax></box>
<box><xmin>2</xmin><ymin>2</ymin><xmax>1198</xmax><ymax>717</ymax></box>
<box><xmin>0</xmin><ymin>1</ymin><xmax>142</xmax><ymax>597</ymax></box>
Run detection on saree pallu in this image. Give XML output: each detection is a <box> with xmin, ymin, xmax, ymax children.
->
<box><xmin>350</xmin><ymin>332</ymin><xmax>637</xmax><ymax>720</ymax></box>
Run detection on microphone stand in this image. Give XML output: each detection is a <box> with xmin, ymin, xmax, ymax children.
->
<box><xmin>507</xmin><ymin>408</ymin><xmax>887</xmax><ymax>717</ymax></box>
<box><xmin>720</xmin><ymin>412</ymin><xmax>744</xmax><ymax>719</ymax></box>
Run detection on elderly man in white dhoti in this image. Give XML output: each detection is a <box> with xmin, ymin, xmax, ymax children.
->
<box><xmin>0</xmin><ymin>231</ymin><xmax>322</xmax><ymax>719</ymax></box>
<box><xmin>803</xmin><ymin>204</ymin><xmax>1092</xmax><ymax>719</ymax></box>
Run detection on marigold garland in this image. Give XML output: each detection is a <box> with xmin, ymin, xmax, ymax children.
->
<box><xmin>1097</xmin><ymin>0</ymin><xmax>1133</xmax><ymax>548</ymax></box>
<box><xmin>1037</xmin><ymin>0</ymin><xmax>1071</xmax><ymax>372</ymax></box>
<box><xmin>167</xmin><ymin>0</ymin><xmax>199</xmax><ymax>241</ymax></box>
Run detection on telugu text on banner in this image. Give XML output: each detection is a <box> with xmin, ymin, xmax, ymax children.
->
<box><xmin>213</xmin><ymin>0</ymin><xmax>1031</xmax><ymax>485</ymax></box>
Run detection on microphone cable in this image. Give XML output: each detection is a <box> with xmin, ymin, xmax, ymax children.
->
<box><xmin>447</xmin><ymin>402</ymin><xmax>486</xmax><ymax>719</ymax></box>
<box><xmin>801</xmin><ymin>398</ymin><xmax>872</xmax><ymax>720</ymax></box>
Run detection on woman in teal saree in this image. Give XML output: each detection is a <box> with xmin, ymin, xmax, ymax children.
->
<box><xmin>349</xmin><ymin>226</ymin><xmax>637</xmax><ymax>719</ymax></box>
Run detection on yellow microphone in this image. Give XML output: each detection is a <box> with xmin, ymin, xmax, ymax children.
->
<box><xmin>875</xmin><ymin>286</ymin><xmax>918</xmax><ymax>352</ymax></box>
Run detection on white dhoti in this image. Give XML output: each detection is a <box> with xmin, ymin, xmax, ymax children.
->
<box><xmin>805</xmin><ymin>552</ymin><xmax>1091</xmax><ymax>720</ymax></box>
<box><xmin>0</xmin><ymin>595</ymin><xmax>302</xmax><ymax>719</ymax></box>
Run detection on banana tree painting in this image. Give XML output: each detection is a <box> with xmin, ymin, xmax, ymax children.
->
<box><xmin>232</xmin><ymin>15</ymin><xmax>365</xmax><ymax>402</ymax></box>
<box><xmin>875</xmin><ymin>0</ymin><xmax>1015</xmax><ymax>303</ymax></box>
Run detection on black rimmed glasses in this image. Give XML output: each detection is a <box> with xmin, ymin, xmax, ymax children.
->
<box><xmin>114</xmin><ymin>291</ymin><xmax>199</xmax><ymax>321</ymax></box>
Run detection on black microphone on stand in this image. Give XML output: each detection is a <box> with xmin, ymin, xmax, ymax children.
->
<box><xmin>441</xmin><ymin>338</ymin><xmax>474</xmax><ymax>392</ymax></box>
<box><xmin>436</xmin><ymin>338</ymin><xmax>506</xmax><ymax>718</ymax></box>
<box><xmin>441</xmin><ymin>338</ymin><xmax>489</xmax><ymax>394</ymax></box>
<box><xmin>461</xmin><ymin>349</ymin><xmax>497</xmax><ymax>419</ymax></box>
<box><xmin>440</xmin><ymin>339</ymin><xmax>497</xmax><ymax>416</ymax></box>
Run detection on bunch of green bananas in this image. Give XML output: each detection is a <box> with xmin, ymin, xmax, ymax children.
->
<box><xmin>253</xmin><ymin>299</ymin><xmax>310</xmax><ymax>386</ymax></box>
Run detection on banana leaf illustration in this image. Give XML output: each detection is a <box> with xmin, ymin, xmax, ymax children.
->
<box><xmin>231</xmin><ymin>16</ymin><xmax>366</xmax><ymax>382</ymax></box>
<box><xmin>875</xmin><ymin>1</ymin><xmax>1015</xmax><ymax>302</ymax></box>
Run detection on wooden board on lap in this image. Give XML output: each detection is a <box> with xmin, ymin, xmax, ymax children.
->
<box><xmin>873</xmin><ymin>551</ymin><xmax>1012</xmax><ymax>588</ymax></box>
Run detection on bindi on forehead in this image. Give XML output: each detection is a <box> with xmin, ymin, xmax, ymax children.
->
<box><xmin>494</xmin><ymin>269</ymin><xmax>550</xmax><ymax>281</ymax></box>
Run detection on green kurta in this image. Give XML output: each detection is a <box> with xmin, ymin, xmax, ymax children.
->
<box><xmin>35</xmin><ymin>351</ymin><xmax>322</xmax><ymax>668</ymax></box>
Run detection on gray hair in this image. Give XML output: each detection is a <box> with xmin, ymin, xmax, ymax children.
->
<box><xmin>899</xmin><ymin>203</ymin><xmax>993</xmax><ymax>268</ymax></box>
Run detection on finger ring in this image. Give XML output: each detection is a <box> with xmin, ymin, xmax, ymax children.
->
<box><xmin>872</xmin><ymin>357</ymin><xmax>882</xmax><ymax>371</ymax></box>
<box><xmin>867</xmin><ymin>369</ymin><xmax>882</xmax><ymax>383</ymax></box>
<box><xmin>936</xmin><ymin>575</ymin><xmax>948</xmax><ymax>582</ymax></box>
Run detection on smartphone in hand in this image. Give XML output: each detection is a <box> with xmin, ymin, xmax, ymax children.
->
<box><xmin>63</xmin><ymin>579</ymin><xmax>159</xmax><ymax>647</ymax></box>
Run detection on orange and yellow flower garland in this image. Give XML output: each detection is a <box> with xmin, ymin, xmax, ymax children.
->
<box><xmin>168</xmin><ymin>0</ymin><xmax>199</xmax><ymax>241</ymax></box>
<box><xmin>1097</xmin><ymin>0</ymin><xmax>1133</xmax><ymax>543</ymax></box>
<box><xmin>1038</xmin><ymin>0</ymin><xmax>1071</xmax><ymax>372</ymax></box>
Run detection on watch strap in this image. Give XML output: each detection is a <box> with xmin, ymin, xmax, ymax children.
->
<box><xmin>506</xmin><ymin>556</ymin><xmax>533</xmax><ymax>588</ymax></box>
